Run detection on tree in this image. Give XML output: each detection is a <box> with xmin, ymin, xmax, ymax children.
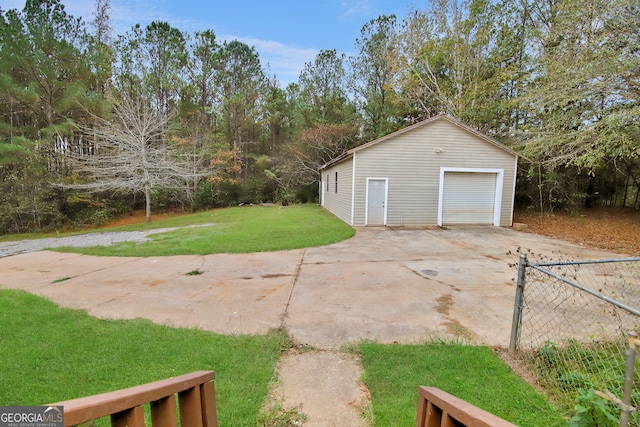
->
<box><xmin>62</xmin><ymin>94</ymin><xmax>204</xmax><ymax>222</ymax></box>
<box><xmin>278</xmin><ymin>50</ymin><xmax>360</xmax><ymax>200</ymax></box>
<box><xmin>298</xmin><ymin>49</ymin><xmax>358</xmax><ymax>125</ymax></box>
<box><xmin>216</xmin><ymin>40</ymin><xmax>265</xmax><ymax>179</ymax></box>
<box><xmin>482</xmin><ymin>0</ymin><xmax>533</xmax><ymax>136</ymax></box>
<box><xmin>522</xmin><ymin>0</ymin><xmax>639</xmax><ymax>171</ymax></box>
<box><xmin>0</xmin><ymin>0</ymin><xmax>101</xmax><ymax>231</ymax></box>
<box><xmin>350</xmin><ymin>15</ymin><xmax>403</xmax><ymax>140</ymax></box>
<box><xmin>184</xmin><ymin>29</ymin><xmax>222</xmax><ymax>126</ymax></box>
<box><xmin>91</xmin><ymin>0</ymin><xmax>111</xmax><ymax>44</ymax></box>
<box><xmin>144</xmin><ymin>21</ymin><xmax>188</xmax><ymax>115</ymax></box>
<box><xmin>88</xmin><ymin>0</ymin><xmax>114</xmax><ymax>94</ymax></box>
<box><xmin>114</xmin><ymin>21</ymin><xmax>187</xmax><ymax>116</ymax></box>
<box><xmin>282</xmin><ymin>123</ymin><xmax>359</xmax><ymax>188</ymax></box>
<box><xmin>517</xmin><ymin>0</ymin><xmax>640</xmax><ymax>210</ymax></box>
<box><xmin>393</xmin><ymin>0</ymin><xmax>503</xmax><ymax>126</ymax></box>
<box><xmin>172</xmin><ymin>30</ymin><xmax>223</xmax><ymax>206</ymax></box>
<box><xmin>0</xmin><ymin>0</ymin><xmax>95</xmax><ymax>149</ymax></box>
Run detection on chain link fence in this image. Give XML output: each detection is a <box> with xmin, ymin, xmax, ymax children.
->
<box><xmin>509</xmin><ymin>255</ymin><xmax>640</xmax><ymax>425</ymax></box>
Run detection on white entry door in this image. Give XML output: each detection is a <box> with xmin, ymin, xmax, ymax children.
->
<box><xmin>366</xmin><ymin>178</ymin><xmax>387</xmax><ymax>226</ymax></box>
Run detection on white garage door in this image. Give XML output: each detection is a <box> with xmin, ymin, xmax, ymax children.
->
<box><xmin>442</xmin><ymin>172</ymin><xmax>497</xmax><ymax>225</ymax></box>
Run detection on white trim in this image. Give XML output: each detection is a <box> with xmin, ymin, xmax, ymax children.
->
<box><xmin>438</xmin><ymin>167</ymin><xmax>504</xmax><ymax>227</ymax></box>
<box><xmin>350</xmin><ymin>153</ymin><xmax>356</xmax><ymax>226</ymax></box>
<box><xmin>510</xmin><ymin>157</ymin><xmax>518</xmax><ymax>227</ymax></box>
<box><xmin>320</xmin><ymin>180</ymin><xmax>324</xmax><ymax>206</ymax></box>
<box><xmin>365</xmin><ymin>177</ymin><xmax>388</xmax><ymax>226</ymax></box>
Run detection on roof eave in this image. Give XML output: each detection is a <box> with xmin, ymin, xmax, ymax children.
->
<box><xmin>319</xmin><ymin>151</ymin><xmax>353</xmax><ymax>170</ymax></box>
<box><xmin>320</xmin><ymin>113</ymin><xmax>527</xmax><ymax>167</ymax></box>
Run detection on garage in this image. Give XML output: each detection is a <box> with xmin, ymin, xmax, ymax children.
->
<box><xmin>439</xmin><ymin>169</ymin><xmax>504</xmax><ymax>226</ymax></box>
<box><xmin>319</xmin><ymin>114</ymin><xmax>519</xmax><ymax>227</ymax></box>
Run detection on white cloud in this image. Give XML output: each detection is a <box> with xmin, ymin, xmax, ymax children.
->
<box><xmin>2</xmin><ymin>0</ymin><xmax>315</xmax><ymax>86</ymax></box>
<box><xmin>339</xmin><ymin>0</ymin><xmax>378</xmax><ymax>19</ymax></box>
<box><xmin>2</xmin><ymin>0</ymin><xmax>163</xmax><ymax>34</ymax></box>
<box><xmin>229</xmin><ymin>36</ymin><xmax>318</xmax><ymax>85</ymax></box>
<box><xmin>102</xmin><ymin>1</ymin><xmax>317</xmax><ymax>84</ymax></box>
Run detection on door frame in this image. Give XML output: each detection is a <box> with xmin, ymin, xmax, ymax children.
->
<box><xmin>365</xmin><ymin>177</ymin><xmax>388</xmax><ymax>226</ymax></box>
<box><xmin>437</xmin><ymin>167</ymin><xmax>504</xmax><ymax>226</ymax></box>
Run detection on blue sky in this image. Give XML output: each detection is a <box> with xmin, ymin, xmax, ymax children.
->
<box><xmin>4</xmin><ymin>0</ymin><xmax>415</xmax><ymax>85</ymax></box>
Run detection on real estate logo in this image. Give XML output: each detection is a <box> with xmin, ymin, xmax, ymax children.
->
<box><xmin>0</xmin><ymin>406</ymin><xmax>63</xmax><ymax>427</ymax></box>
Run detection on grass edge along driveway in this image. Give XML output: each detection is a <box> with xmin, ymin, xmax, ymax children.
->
<box><xmin>0</xmin><ymin>289</ymin><xmax>286</xmax><ymax>426</ymax></box>
<box><xmin>2</xmin><ymin>206</ymin><xmax>564</xmax><ymax>425</ymax></box>
<box><xmin>13</xmin><ymin>205</ymin><xmax>356</xmax><ymax>256</ymax></box>
<box><xmin>1</xmin><ymin>290</ymin><xmax>566</xmax><ymax>426</ymax></box>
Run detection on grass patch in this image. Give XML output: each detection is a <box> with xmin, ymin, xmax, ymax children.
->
<box><xmin>360</xmin><ymin>342</ymin><xmax>566</xmax><ymax>426</ymax></box>
<box><xmin>49</xmin><ymin>205</ymin><xmax>354</xmax><ymax>256</ymax></box>
<box><xmin>0</xmin><ymin>289</ymin><xmax>287</xmax><ymax>426</ymax></box>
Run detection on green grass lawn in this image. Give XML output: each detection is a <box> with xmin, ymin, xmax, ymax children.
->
<box><xmin>0</xmin><ymin>289</ymin><xmax>286</xmax><ymax>426</ymax></box>
<box><xmin>360</xmin><ymin>342</ymin><xmax>567</xmax><ymax>427</ymax></box>
<box><xmin>1</xmin><ymin>206</ymin><xmax>569</xmax><ymax>425</ymax></box>
<box><xmin>45</xmin><ymin>205</ymin><xmax>355</xmax><ymax>256</ymax></box>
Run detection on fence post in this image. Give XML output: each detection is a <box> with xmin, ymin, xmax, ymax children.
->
<box><xmin>509</xmin><ymin>254</ymin><xmax>527</xmax><ymax>352</ymax></box>
<box><xmin>620</xmin><ymin>331</ymin><xmax>638</xmax><ymax>427</ymax></box>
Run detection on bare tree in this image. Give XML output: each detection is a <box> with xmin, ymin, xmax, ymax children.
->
<box><xmin>281</xmin><ymin>123</ymin><xmax>359</xmax><ymax>187</ymax></box>
<box><xmin>61</xmin><ymin>94</ymin><xmax>205</xmax><ymax>222</ymax></box>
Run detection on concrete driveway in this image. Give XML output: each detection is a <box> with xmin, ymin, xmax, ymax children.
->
<box><xmin>0</xmin><ymin>226</ymin><xmax>620</xmax><ymax>349</ymax></box>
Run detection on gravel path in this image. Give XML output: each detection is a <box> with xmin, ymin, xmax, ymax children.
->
<box><xmin>0</xmin><ymin>227</ymin><xmax>189</xmax><ymax>258</ymax></box>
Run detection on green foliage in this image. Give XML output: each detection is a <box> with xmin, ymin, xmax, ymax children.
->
<box><xmin>539</xmin><ymin>341</ymin><xmax>561</xmax><ymax>364</ymax></box>
<box><xmin>528</xmin><ymin>339</ymin><xmax>639</xmax><ymax>424</ymax></box>
<box><xmin>1</xmin><ymin>0</ymin><xmax>638</xmax><ymax>229</ymax></box>
<box><xmin>0</xmin><ymin>0</ymin><xmax>109</xmax><ymax>233</ymax></box>
<box><xmin>193</xmin><ymin>181</ymin><xmax>219</xmax><ymax>210</ymax></box>
<box><xmin>569</xmin><ymin>388</ymin><xmax>619</xmax><ymax>427</ymax></box>
<box><xmin>393</xmin><ymin>0</ymin><xmax>530</xmax><ymax>133</ymax></box>
<box><xmin>0</xmin><ymin>0</ymin><xmax>97</xmax><ymax>142</ymax></box>
<box><xmin>350</xmin><ymin>14</ymin><xmax>404</xmax><ymax>141</ymax></box>
<box><xmin>61</xmin><ymin>192</ymin><xmax>126</xmax><ymax>228</ymax></box>
<box><xmin>557</xmin><ymin>372</ymin><xmax>592</xmax><ymax>391</ymax></box>
<box><xmin>521</xmin><ymin>0</ymin><xmax>640</xmax><ymax>172</ymax></box>
<box><xmin>0</xmin><ymin>142</ymin><xmax>30</xmax><ymax>165</ymax></box>
<box><xmin>298</xmin><ymin>49</ymin><xmax>359</xmax><ymax>126</ymax></box>
<box><xmin>0</xmin><ymin>289</ymin><xmax>285</xmax><ymax>426</ymax></box>
<box><xmin>360</xmin><ymin>343</ymin><xmax>565</xmax><ymax>426</ymax></box>
<box><xmin>0</xmin><ymin>151</ymin><xmax>66</xmax><ymax>234</ymax></box>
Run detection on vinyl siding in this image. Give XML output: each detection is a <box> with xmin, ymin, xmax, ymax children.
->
<box><xmin>321</xmin><ymin>158</ymin><xmax>354</xmax><ymax>225</ymax></box>
<box><xmin>352</xmin><ymin>119</ymin><xmax>516</xmax><ymax>226</ymax></box>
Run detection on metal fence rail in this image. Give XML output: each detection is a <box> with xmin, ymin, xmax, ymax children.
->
<box><xmin>509</xmin><ymin>255</ymin><xmax>640</xmax><ymax>426</ymax></box>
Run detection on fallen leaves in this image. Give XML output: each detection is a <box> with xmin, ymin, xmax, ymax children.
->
<box><xmin>514</xmin><ymin>208</ymin><xmax>640</xmax><ymax>256</ymax></box>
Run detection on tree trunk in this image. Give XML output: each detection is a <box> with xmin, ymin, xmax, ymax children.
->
<box><xmin>144</xmin><ymin>186</ymin><xmax>152</xmax><ymax>223</ymax></box>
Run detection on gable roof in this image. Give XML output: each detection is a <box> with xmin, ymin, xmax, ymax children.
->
<box><xmin>319</xmin><ymin>113</ymin><xmax>520</xmax><ymax>170</ymax></box>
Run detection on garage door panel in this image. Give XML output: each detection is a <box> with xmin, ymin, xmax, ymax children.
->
<box><xmin>442</xmin><ymin>172</ymin><xmax>496</xmax><ymax>225</ymax></box>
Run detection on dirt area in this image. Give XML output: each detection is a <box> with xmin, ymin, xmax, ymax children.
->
<box><xmin>101</xmin><ymin>209</ymin><xmax>187</xmax><ymax>228</ymax></box>
<box><xmin>514</xmin><ymin>208</ymin><xmax>640</xmax><ymax>256</ymax></box>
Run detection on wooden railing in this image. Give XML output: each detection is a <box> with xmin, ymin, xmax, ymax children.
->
<box><xmin>49</xmin><ymin>371</ymin><xmax>217</xmax><ymax>427</ymax></box>
<box><xmin>416</xmin><ymin>386</ymin><xmax>517</xmax><ymax>427</ymax></box>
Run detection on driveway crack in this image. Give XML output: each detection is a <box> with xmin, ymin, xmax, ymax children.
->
<box><xmin>280</xmin><ymin>249</ymin><xmax>305</xmax><ymax>328</ymax></box>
